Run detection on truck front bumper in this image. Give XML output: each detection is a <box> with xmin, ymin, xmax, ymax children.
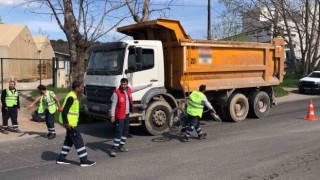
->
<box><xmin>84</xmin><ymin>102</ymin><xmax>111</xmax><ymax>119</ymax></box>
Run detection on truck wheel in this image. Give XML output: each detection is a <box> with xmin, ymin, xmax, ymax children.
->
<box><xmin>249</xmin><ymin>91</ymin><xmax>270</xmax><ymax>118</ymax></box>
<box><xmin>227</xmin><ymin>93</ymin><xmax>249</xmax><ymax>122</ymax></box>
<box><xmin>145</xmin><ymin>101</ymin><xmax>172</xmax><ymax>135</ymax></box>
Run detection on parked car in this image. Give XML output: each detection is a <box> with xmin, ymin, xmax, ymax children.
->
<box><xmin>298</xmin><ymin>71</ymin><xmax>320</xmax><ymax>94</ymax></box>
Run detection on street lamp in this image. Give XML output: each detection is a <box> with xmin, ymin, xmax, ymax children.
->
<box><xmin>38</xmin><ymin>50</ymin><xmax>41</xmax><ymax>85</ymax></box>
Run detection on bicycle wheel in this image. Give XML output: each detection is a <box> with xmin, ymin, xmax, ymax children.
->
<box><xmin>168</xmin><ymin>107</ymin><xmax>186</xmax><ymax>132</ymax></box>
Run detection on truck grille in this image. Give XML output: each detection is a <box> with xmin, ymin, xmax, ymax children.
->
<box><xmin>86</xmin><ymin>85</ymin><xmax>116</xmax><ymax>103</ymax></box>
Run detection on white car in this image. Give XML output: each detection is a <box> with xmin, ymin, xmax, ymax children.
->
<box><xmin>298</xmin><ymin>71</ymin><xmax>320</xmax><ymax>93</ymax></box>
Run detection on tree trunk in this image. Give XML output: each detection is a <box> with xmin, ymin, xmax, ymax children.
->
<box><xmin>63</xmin><ymin>0</ymin><xmax>86</xmax><ymax>82</ymax></box>
<box><xmin>68</xmin><ymin>38</ymin><xmax>86</xmax><ymax>82</ymax></box>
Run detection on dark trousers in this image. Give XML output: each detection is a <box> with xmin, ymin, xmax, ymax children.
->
<box><xmin>32</xmin><ymin>110</ymin><xmax>55</xmax><ymax>134</ymax></box>
<box><xmin>113</xmin><ymin>114</ymin><xmax>129</xmax><ymax>148</ymax></box>
<box><xmin>2</xmin><ymin>107</ymin><xmax>18</xmax><ymax>130</ymax></box>
<box><xmin>58</xmin><ymin>127</ymin><xmax>88</xmax><ymax>161</ymax></box>
<box><xmin>185</xmin><ymin>115</ymin><xmax>203</xmax><ymax>137</ymax></box>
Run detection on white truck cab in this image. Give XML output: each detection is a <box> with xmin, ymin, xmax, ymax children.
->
<box><xmin>84</xmin><ymin>40</ymin><xmax>166</xmax><ymax>126</ymax></box>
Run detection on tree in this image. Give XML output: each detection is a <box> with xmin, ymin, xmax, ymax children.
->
<box><xmin>219</xmin><ymin>0</ymin><xmax>320</xmax><ymax>75</ymax></box>
<box><xmin>25</xmin><ymin>0</ymin><xmax>128</xmax><ymax>81</ymax></box>
<box><xmin>211</xmin><ymin>12</ymin><xmax>250</xmax><ymax>41</ymax></box>
<box><xmin>125</xmin><ymin>0</ymin><xmax>174</xmax><ymax>23</ymax></box>
<box><xmin>0</xmin><ymin>16</ymin><xmax>3</xmax><ymax>24</ymax></box>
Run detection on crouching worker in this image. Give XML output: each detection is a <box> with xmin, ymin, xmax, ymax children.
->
<box><xmin>182</xmin><ymin>85</ymin><xmax>217</xmax><ymax>142</ymax></box>
<box><xmin>56</xmin><ymin>81</ymin><xmax>96</xmax><ymax>167</ymax></box>
<box><xmin>27</xmin><ymin>85</ymin><xmax>61</xmax><ymax>139</ymax></box>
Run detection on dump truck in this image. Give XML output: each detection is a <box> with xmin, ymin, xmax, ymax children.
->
<box><xmin>84</xmin><ymin>18</ymin><xmax>284</xmax><ymax>135</ymax></box>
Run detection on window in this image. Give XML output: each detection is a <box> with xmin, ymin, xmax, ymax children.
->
<box><xmin>87</xmin><ymin>49</ymin><xmax>125</xmax><ymax>75</ymax></box>
<box><xmin>128</xmin><ymin>48</ymin><xmax>154</xmax><ymax>72</ymax></box>
<box><xmin>284</xmin><ymin>44</ymin><xmax>296</xmax><ymax>48</ymax></box>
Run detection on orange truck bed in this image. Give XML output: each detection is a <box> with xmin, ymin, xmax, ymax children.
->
<box><xmin>118</xmin><ymin>19</ymin><xmax>284</xmax><ymax>93</ymax></box>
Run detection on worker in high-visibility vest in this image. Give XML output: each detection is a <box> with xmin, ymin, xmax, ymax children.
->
<box><xmin>182</xmin><ymin>85</ymin><xmax>217</xmax><ymax>142</ymax></box>
<box><xmin>1</xmin><ymin>80</ymin><xmax>21</xmax><ymax>134</ymax></box>
<box><xmin>27</xmin><ymin>85</ymin><xmax>61</xmax><ymax>139</ymax></box>
<box><xmin>56</xmin><ymin>81</ymin><xmax>96</xmax><ymax>167</ymax></box>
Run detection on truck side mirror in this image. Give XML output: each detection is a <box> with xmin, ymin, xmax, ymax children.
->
<box><xmin>135</xmin><ymin>47</ymin><xmax>143</xmax><ymax>71</ymax></box>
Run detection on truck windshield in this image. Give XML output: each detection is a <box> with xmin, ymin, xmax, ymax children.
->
<box><xmin>87</xmin><ymin>49</ymin><xmax>125</xmax><ymax>75</ymax></box>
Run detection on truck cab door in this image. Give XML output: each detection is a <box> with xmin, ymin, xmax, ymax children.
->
<box><xmin>125</xmin><ymin>46</ymin><xmax>159</xmax><ymax>101</ymax></box>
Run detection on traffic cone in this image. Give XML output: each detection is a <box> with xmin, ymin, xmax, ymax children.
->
<box><xmin>305</xmin><ymin>99</ymin><xmax>318</xmax><ymax>121</ymax></box>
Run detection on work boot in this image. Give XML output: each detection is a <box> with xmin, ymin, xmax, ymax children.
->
<box><xmin>1</xmin><ymin>129</ymin><xmax>9</xmax><ymax>134</ymax></box>
<box><xmin>80</xmin><ymin>159</ymin><xmax>96</xmax><ymax>167</ymax></box>
<box><xmin>110</xmin><ymin>147</ymin><xmax>118</xmax><ymax>157</ymax></box>
<box><xmin>48</xmin><ymin>133</ymin><xmax>56</xmax><ymax>139</ymax></box>
<box><xmin>56</xmin><ymin>157</ymin><xmax>72</xmax><ymax>165</ymax></box>
<box><xmin>119</xmin><ymin>145</ymin><xmax>129</xmax><ymax>152</ymax></box>
<box><xmin>181</xmin><ymin>136</ymin><xmax>189</xmax><ymax>142</ymax></box>
<box><xmin>198</xmin><ymin>133</ymin><xmax>207</xmax><ymax>140</ymax></box>
<box><xmin>13</xmin><ymin>129</ymin><xmax>21</xmax><ymax>133</ymax></box>
<box><xmin>180</xmin><ymin>127</ymin><xmax>187</xmax><ymax>133</ymax></box>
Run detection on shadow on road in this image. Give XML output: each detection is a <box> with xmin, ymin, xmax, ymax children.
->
<box><xmin>86</xmin><ymin>140</ymin><xmax>114</xmax><ymax>157</ymax></box>
<box><xmin>41</xmin><ymin>151</ymin><xmax>79</xmax><ymax>165</ymax></box>
<box><xmin>78</xmin><ymin>121</ymin><xmax>151</xmax><ymax>157</ymax></box>
<box><xmin>79</xmin><ymin>121</ymin><xmax>150</xmax><ymax>139</ymax></box>
<box><xmin>18</xmin><ymin>131</ymin><xmax>47</xmax><ymax>139</ymax></box>
<box><xmin>41</xmin><ymin>151</ymin><xmax>59</xmax><ymax>161</ymax></box>
<box><xmin>151</xmin><ymin>132</ymin><xmax>182</xmax><ymax>143</ymax></box>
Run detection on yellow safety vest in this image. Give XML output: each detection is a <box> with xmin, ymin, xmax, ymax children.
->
<box><xmin>38</xmin><ymin>91</ymin><xmax>57</xmax><ymax>114</ymax></box>
<box><xmin>187</xmin><ymin>91</ymin><xmax>205</xmax><ymax>118</ymax></box>
<box><xmin>59</xmin><ymin>91</ymin><xmax>79</xmax><ymax>126</ymax></box>
<box><xmin>5</xmin><ymin>89</ymin><xmax>18</xmax><ymax>107</ymax></box>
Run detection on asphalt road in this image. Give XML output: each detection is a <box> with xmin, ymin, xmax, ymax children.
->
<box><xmin>1</xmin><ymin>97</ymin><xmax>320</xmax><ymax>180</ymax></box>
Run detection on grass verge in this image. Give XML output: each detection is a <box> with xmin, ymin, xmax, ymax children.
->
<box><xmin>274</xmin><ymin>74</ymin><xmax>302</xmax><ymax>97</ymax></box>
<box><xmin>31</xmin><ymin>85</ymin><xmax>70</xmax><ymax>97</ymax></box>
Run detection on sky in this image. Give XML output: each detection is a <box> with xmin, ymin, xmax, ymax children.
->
<box><xmin>0</xmin><ymin>0</ymin><xmax>224</xmax><ymax>41</ymax></box>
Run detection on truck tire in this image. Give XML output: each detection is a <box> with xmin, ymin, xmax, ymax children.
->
<box><xmin>226</xmin><ymin>93</ymin><xmax>249</xmax><ymax>122</ymax></box>
<box><xmin>249</xmin><ymin>91</ymin><xmax>270</xmax><ymax>118</ymax></box>
<box><xmin>145</xmin><ymin>101</ymin><xmax>172</xmax><ymax>135</ymax></box>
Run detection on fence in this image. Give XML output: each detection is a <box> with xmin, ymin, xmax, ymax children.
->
<box><xmin>0</xmin><ymin>57</ymin><xmax>70</xmax><ymax>91</ymax></box>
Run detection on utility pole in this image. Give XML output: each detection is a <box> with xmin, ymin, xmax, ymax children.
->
<box><xmin>207</xmin><ymin>0</ymin><xmax>211</xmax><ymax>40</ymax></box>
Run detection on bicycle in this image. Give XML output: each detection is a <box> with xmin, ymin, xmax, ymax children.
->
<box><xmin>168</xmin><ymin>107</ymin><xmax>222</xmax><ymax>133</ymax></box>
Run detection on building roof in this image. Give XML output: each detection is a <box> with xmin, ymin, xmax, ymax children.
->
<box><xmin>33</xmin><ymin>36</ymin><xmax>51</xmax><ymax>50</ymax></box>
<box><xmin>0</xmin><ymin>24</ymin><xmax>27</xmax><ymax>46</ymax></box>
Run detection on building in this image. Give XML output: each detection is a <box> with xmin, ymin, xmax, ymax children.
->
<box><xmin>240</xmin><ymin>7</ymin><xmax>302</xmax><ymax>73</ymax></box>
<box><xmin>33</xmin><ymin>36</ymin><xmax>56</xmax><ymax>79</ymax></box>
<box><xmin>0</xmin><ymin>24</ymin><xmax>55</xmax><ymax>83</ymax></box>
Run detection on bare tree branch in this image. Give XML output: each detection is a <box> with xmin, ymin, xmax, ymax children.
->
<box><xmin>126</xmin><ymin>0</ymin><xmax>174</xmax><ymax>23</ymax></box>
<box><xmin>23</xmin><ymin>0</ymin><xmax>129</xmax><ymax>80</ymax></box>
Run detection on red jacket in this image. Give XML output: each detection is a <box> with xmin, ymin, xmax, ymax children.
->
<box><xmin>115</xmin><ymin>87</ymin><xmax>134</xmax><ymax>119</ymax></box>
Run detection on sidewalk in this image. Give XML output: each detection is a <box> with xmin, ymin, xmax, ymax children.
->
<box><xmin>276</xmin><ymin>87</ymin><xmax>320</xmax><ymax>103</ymax></box>
<box><xmin>0</xmin><ymin>91</ymin><xmax>65</xmax><ymax>142</ymax></box>
<box><xmin>0</xmin><ymin>88</ymin><xmax>317</xmax><ymax>142</ymax></box>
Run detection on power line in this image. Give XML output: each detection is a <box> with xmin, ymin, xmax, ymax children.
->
<box><xmin>96</xmin><ymin>0</ymin><xmax>209</xmax><ymax>7</ymax></box>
